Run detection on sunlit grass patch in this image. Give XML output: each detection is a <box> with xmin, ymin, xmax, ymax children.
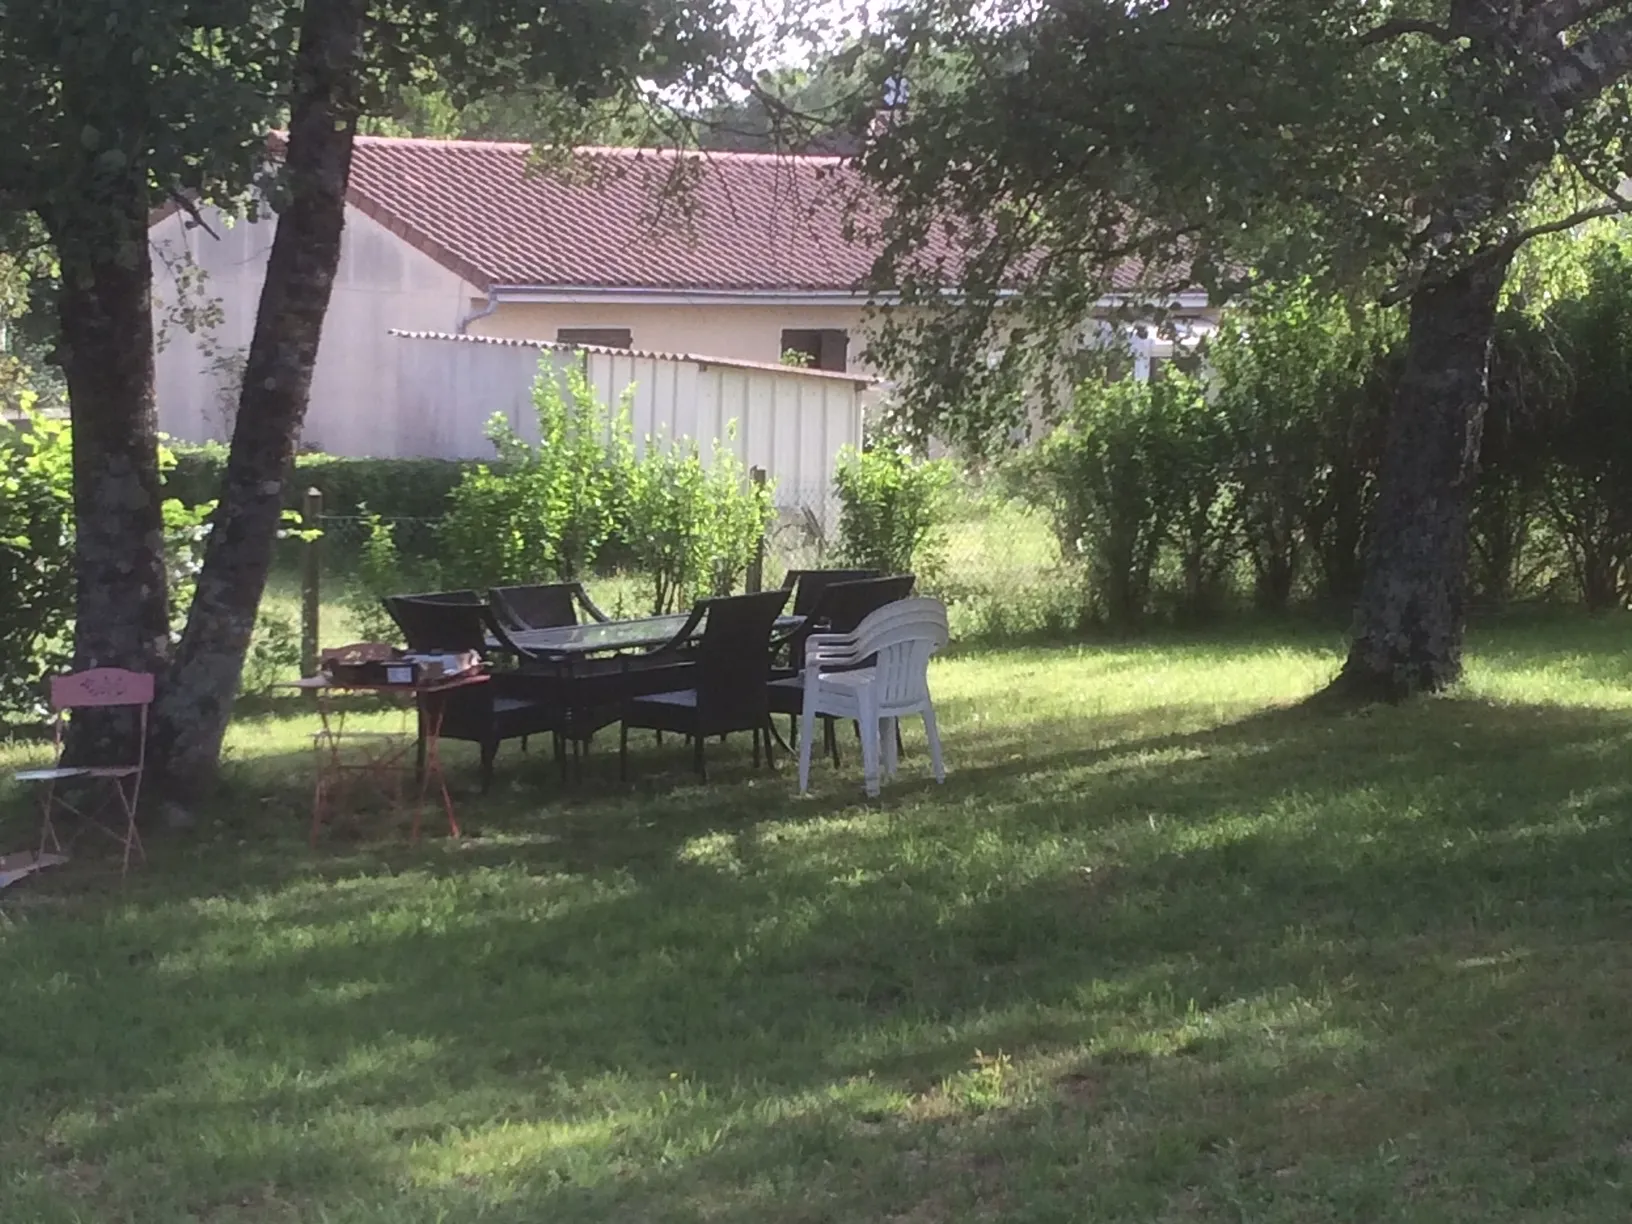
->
<box><xmin>5</xmin><ymin>612</ymin><xmax>1632</xmax><ymax>1220</ymax></box>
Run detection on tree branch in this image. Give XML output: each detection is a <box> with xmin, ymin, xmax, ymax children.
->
<box><xmin>167</xmin><ymin>188</ymin><xmax>220</xmax><ymax>240</ymax></box>
<box><xmin>1503</xmin><ymin>198</ymin><xmax>1628</xmax><ymax>250</ymax></box>
<box><xmin>1544</xmin><ymin>9</ymin><xmax>1632</xmax><ymax>109</ymax></box>
<box><xmin>1357</xmin><ymin>17</ymin><xmax>1455</xmax><ymax>46</ymax></box>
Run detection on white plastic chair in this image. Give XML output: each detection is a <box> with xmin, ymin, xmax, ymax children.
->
<box><xmin>798</xmin><ymin>597</ymin><xmax>949</xmax><ymax>797</ymax></box>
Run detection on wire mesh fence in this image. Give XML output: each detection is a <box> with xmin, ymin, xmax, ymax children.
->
<box><xmin>297</xmin><ymin>481</ymin><xmax>1077</xmax><ymax>646</ymax></box>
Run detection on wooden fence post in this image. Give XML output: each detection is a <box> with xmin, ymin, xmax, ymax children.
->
<box><xmin>300</xmin><ymin>487</ymin><xmax>323</xmax><ymax>677</ymax></box>
<box><xmin>746</xmin><ymin>466</ymin><xmax>767</xmax><ymax>593</ymax></box>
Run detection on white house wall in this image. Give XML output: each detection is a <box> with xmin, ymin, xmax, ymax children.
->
<box><xmin>151</xmin><ymin>203</ymin><xmax>480</xmax><ymax>455</ymax></box>
<box><xmin>472</xmin><ymin>301</ymin><xmax>882</xmax><ymax>375</ymax></box>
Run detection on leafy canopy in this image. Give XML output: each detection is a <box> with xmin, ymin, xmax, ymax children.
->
<box><xmin>858</xmin><ymin>0</ymin><xmax>1632</xmax><ymax>446</ymax></box>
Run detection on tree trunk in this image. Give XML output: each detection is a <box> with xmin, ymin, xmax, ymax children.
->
<box><xmin>47</xmin><ymin>174</ymin><xmax>172</xmax><ymax>760</ymax></box>
<box><xmin>1331</xmin><ymin>258</ymin><xmax>1508</xmax><ymax>700</ymax></box>
<box><xmin>151</xmin><ymin>0</ymin><xmax>367</xmax><ymax>798</ymax></box>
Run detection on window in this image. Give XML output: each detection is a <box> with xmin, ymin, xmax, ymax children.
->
<box><xmin>779</xmin><ymin>328</ymin><xmax>849</xmax><ymax>372</ymax></box>
<box><xmin>556</xmin><ymin>327</ymin><xmax>632</xmax><ymax>349</ymax></box>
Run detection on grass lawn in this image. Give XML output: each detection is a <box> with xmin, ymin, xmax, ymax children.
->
<box><xmin>5</xmin><ymin>614</ymin><xmax>1632</xmax><ymax>1221</ymax></box>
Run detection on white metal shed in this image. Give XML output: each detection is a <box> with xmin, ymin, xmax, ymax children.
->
<box><xmin>388</xmin><ymin>330</ymin><xmax>870</xmax><ymax>512</ymax></box>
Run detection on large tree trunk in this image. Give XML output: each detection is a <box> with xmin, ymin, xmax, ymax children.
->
<box><xmin>47</xmin><ymin>172</ymin><xmax>172</xmax><ymax>759</ymax></box>
<box><xmin>151</xmin><ymin>0</ymin><xmax>367</xmax><ymax>799</ymax></box>
<box><xmin>1331</xmin><ymin>258</ymin><xmax>1509</xmax><ymax>700</ymax></box>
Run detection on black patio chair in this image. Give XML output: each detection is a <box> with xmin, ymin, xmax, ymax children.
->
<box><xmin>379</xmin><ymin>598</ymin><xmax>574</xmax><ymax>791</ymax></box>
<box><xmin>773</xmin><ymin>574</ymin><xmax>917</xmax><ymax>682</ymax></box>
<box><xmin>768</xmin><ymin>574</ymin><xmax>917</xmax><ymax>765</ymax></box>
<box><xmin>482</xmin><ymin>611</ymin><xmax>670</xmax><ymax>781</ymax></box>
<box><xmin>619</xmin><ymin>589</ymin><xmax>792</xmax><ymax>781</ymax></box>
<box><xmin>780</xmin><ymin>568</ymin><xmax>883</xmax><ymax>617</ymax></box>
<box><xmin>490</xmin><ymin>581</ymin><xmax>611</xmax><ymax>632</ymax></box>
<box><xmin>383</xmin><ymin>595</ymin><xmax>490</xmax><ymax>654</ymax></box>
<box><xmin>391</xmin><ymin>587</ymin><xmax>482</xmax><ymax>605</ymax></box>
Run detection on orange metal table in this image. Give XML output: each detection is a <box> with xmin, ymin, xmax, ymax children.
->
<box><xmin>288</xmin><ymin>671</ymin><xmax>488</xmax><ymax>846</ymax></box>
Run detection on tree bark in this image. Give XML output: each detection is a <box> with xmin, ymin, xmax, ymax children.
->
<box><xmin>151</xmin><ymin>0</ymin><xmax>367</xmax><ymax>798</ymax></box>
<box><xmin>47</xmin><ymin>171</ymin><xmax>172</xmax><ymax>759</ymax></box>
<box><xmin>1331</xmin><ymin>258</ymin><xmax>1509</xmax><ymax>700</ymax></box>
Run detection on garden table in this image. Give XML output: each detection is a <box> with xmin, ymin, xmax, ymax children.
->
<box><xmin>286</xmin><ymin>670</ymin><xmax>487</xmax><ymax>847</ymax></box>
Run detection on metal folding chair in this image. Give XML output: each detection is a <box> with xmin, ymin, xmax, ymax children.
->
<box><xmin>15</xmin><ymin>668</ymin><xmax>154</xmax><ymax>875</ymax></box>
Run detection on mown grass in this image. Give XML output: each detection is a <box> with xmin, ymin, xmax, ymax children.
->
<box><xmin>4</xmin><ymin>614</ymin><xmax>1632</xmax><ymax>1222</ymax></box>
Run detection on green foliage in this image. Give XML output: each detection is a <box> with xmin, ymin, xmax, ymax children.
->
<box><xmin>0</xmin><ymin>414</ymin><xmax>74</xmax><ymax>716</ymax></box>
<box><xmin>1208</xmin><ymin>285</ymin><xmax>1400</xmax><ymax>610</ymax></box>
<box><xmin>626</xmin><ymin>434</ymin><xmax>775</xmax><ymax>613</ymax></box>
<box><xmin>166</xmin><ymin>446</ymin><xmax>479</xmax><ymax>522</ymax></box>
<box><xmin>1539</xmin><ymin>235</ymin><xmax>1632</xmax><ymax>610</ymax></box>
<box><xmin>346</xmin><ymin>509</ymin><xmax>407</xmax><ymax>645</ymax></box>
<box><xmin>439</xmin><ymin>367</ymin><xmax>635</xmax><ymax>589</ymax></box>
<box><xmin>241</xmin><ymin>610</ymin><xmax>302</xmax><ymax>696</ymax></box>
<box><xmin>862</xmin><ymin>0</ymin><xmax>1632</xmax><ymax>451</ymax></box>
<box><xmin>832</xmin><ymin>443</ymin><xmax>955</xmax><ymax>580</ymax></box>
<box><xmin>161</xmin><ymin>496</ymin><xmax>216</xmax><ymax>635</ymax></box>
<box><xmin>1031</xmin><ymin>374</ymin><xmax>1226</xmax><ymax>630</ymax></box>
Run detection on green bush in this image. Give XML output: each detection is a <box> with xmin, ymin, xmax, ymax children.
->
<box><xmin>1030</xmin><ymin>372</ymin><xmax>1236</xmax><ymax>630</ymax></box>
<box><xmin>438</xmin><ymin>366</ymin><xmax>634</xmax><ymax>589</ymax></box>
<box><xmin>241</xmin><ymin>610</ymin><xmax>302</xmax><ymax>696</ymax></box>
<box><xmin>832</xmin><ymin>442</ymin><xmax>955</xmax><ymax>579</ymax></box>
<box><xmin>1541</xmin><ymin>238</ymin><xmax>1632</xmax><ymax>610</ymax></box>
<box><xmin>625</xmin><ymin>433</ymin><xmax>774</xmax><ymax>613</ymax></box>
<box><xmin>165</xmin><ymin>442</ymin><xmax>481</xmax><ymax>563</ymax></box>
<box><xmin>1208</xmin><ymin>283</ymin><xmax>1398</xmax><ymax>611</ymax></box>
<box><xmin>344</xmin><ymin>509</ymin><xmax>409</xmax><ymax>643</ymax></box>
<box><xmin>0</xmin><ymin>413</ymin><xmax>74</xmax><ymax>716</ymax></box>
<box><xmin>1033</xmin><ymin>378</ymin><xmax>1171</xmax><ymax>630</ymax></box>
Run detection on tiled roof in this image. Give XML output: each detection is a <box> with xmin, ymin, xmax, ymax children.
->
<box><xmin>344</xmin><ymin>137</ymin><xmax>1186</xmax><ymax>298</ymax></box>
<box><xmin>346</xmin><ymin>136</ymin><xmax>886</xmax><ymax>293</ymax></box>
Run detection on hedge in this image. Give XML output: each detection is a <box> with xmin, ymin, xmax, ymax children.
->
<box><xmin>165</xmin><ymin>443</ymin><xmax>486</xmax><ymax>521</ymax></box>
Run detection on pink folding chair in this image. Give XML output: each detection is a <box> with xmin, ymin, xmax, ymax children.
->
<box><xmin>13</xmin><ymin>668</ymin><xmax>154</xmax><ymax>876</ymax></box>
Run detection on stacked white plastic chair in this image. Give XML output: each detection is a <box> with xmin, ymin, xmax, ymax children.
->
<box><xmin>797</xmin><ymin>596</ymin><xmax>949</xmax><ymax>797</ymax></box>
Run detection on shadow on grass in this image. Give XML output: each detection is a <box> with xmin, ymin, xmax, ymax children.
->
<box><xmin>8</xmin><ymin>685</ymin><xmax>1632</xmax><ymax>1218</ymax></box>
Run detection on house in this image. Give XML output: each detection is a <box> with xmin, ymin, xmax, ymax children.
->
<box><xmin>150</xmin><ymin>135</ymin><xmax>1213</xmax><ymax>459</ymax></box>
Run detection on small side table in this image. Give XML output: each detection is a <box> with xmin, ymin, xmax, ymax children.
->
<box><xmin>286</xmin><ymin>671</ymin><xmax>488</xmax><ymax>846</ymax></box>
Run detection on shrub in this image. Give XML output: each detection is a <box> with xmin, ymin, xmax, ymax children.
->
<box><xmin>1157</xmin><ymin>372</ymin><xmax>1239</xmax><ymax>623</ymax></box>
<box><xmin>241</xmin><ymin>610</ymin><xmax>302</xmax><ymax>695</ymax></box>
<box><xmin>625</xmin><ymin>434</ymin><xmax>775</xmax><ymax>613</ymax></box>
<box><xmin>0</xmin><ymin>412</ymin><xmax>74</xmax><ymax>716</ymax></box>
<box><xmin>1541</xmin><ymin>238</ymin><xmax>1632</xmax><ymax>610</ymax></box>
<box><xmin>1030</xmin><ymin>372</ymin><xmax>1235</xmax><ymax>630</ymax></box>
<box><xmin>1208</xmin><ymin>283</ymin><xmax>1398</xmax><ymax>611</ymax></box>
<box><xmin>165</xmin><ymin>443</ymin><xmax>481</xmax><ymax>565</ymax></box>
<box><xmin>438</xmin><ymin>365</ymin><xmax>634</xmax><ymax>588</ymax></box>
<box><xmin>1470</xmin><ymin>309</ymin><xmax>1567</xmax><ymax>606</ymax></box>
<box><xmin>832</xmin><ymin>442</ymin><xmax>955</xmax><ymax>579</ymax></box>
<box><xmin>161</xmin><ymin>495</ymin><xmax>216</xmax><ymax>635</ymax></box>
<box><xmin>345</xmin><ymin>509</ymin><xmax>408</xmax><ymax>643</ymax></box>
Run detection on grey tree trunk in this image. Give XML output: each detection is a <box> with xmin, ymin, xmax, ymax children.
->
<box><xmin>47</xmin><ymin>173</ymin><xmax>172</xmax><ymax>759</ymax></box>
<box><xmin>1333</xmin><ymin>257</ymin><xmax>1509</xmax><ymax>700</ymax></box>
<box><xmin>152</xmin><ymin>0</ymin><xmax>367</xmax><ymax>798</ymax></box>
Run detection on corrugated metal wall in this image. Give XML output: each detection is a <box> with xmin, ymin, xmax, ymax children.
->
<box><xmin>391</xmin><ymin>332</ymin><xmax>864</xmax><ymax>511</ymax></box>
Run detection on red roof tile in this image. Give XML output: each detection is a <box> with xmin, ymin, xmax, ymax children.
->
<box><xmin>346</xmin><ymin>136</ymin><xmax>885</xmax><ymax>293</ymax></box>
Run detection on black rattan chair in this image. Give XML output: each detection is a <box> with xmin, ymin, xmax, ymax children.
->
<box><xmin>619</xmin><ymin>589</ymin><xmax>791</xmax><ymax>781</ymax></box>
<box><xmin>490</xmin><ymin>582</ymin><xmax>611</xmax><ymax>632</ymax></box>
<box><xmin>780</xmin><ymin>568</ymin><xmax>883</xmax><ymax>617</ymax></box>
<box><xmin>392</xmin><ymin>588</ymin><xmax>482</xmax><ymax>604</ymax></box>
<box><xmin>383</xmin><ymin>595</ymin><xmax>491</xmax><ymax>654</ymax></box>
<box><xmin>380</xmin><ymin>598</ymin><xmax>572</xmax><ymax>791</ymax></box>
<box><xmin>482</xmin><ymin>610</ymin><xmax>668</xmax><ymax>781</ymax></box>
